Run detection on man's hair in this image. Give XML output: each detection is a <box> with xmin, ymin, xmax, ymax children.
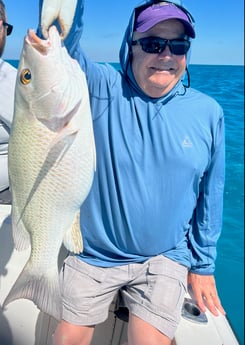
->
<box><xmin>0</xmin><ymin>0</ymin><xmax>6</xmax><ymax>21</ymax></box>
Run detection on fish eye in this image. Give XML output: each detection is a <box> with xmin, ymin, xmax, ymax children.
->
<box><xmin>20</xmin><ymin>68</ymin><xmax>32</xmax><ymax>85</ymax></box>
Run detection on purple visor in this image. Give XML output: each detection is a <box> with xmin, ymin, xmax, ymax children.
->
<box><xmin>135</xmin><ymin>2</ymin><xmax>195</xmax><ymax>38</ymax></box>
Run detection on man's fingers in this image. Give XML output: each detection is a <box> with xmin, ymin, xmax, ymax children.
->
<box><xmin>40</xmin><ymin>0</ymin><xmax>77</xmax><ymax>39</ymax></box>
<box><xmin>41</xmin><ymin>0</ymin><xmax>61</xmax><ymax>38</ymax></box>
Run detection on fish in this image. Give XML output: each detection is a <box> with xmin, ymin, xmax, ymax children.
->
<box><xmin>2</xmin><ymin>25</ymin><xmax>96</xmax><ymax>320</ymax></box>
<box><xmin>41</xmin><ymin>0</ymin><xmax>78</xmax><ymax>39</ymax></box>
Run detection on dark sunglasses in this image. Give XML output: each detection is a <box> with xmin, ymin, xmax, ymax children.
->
<box><xmin>2</xmin><ymin>22</ymin><xmax>13</xmax><ymax>36</ymax></box>
<box><xmin>131</xmin><ymin>36</ymin><xmax>190</xmax><ymax>55</ymax></box>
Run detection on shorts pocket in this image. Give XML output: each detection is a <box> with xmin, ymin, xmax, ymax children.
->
<box><xmin>144</xmin><ymin>259</ymin><xmax>187</xmax><ymax>317</ymax></box>
<box><xmin>61</xmin><ymin>256</ymin><xmax>106</xmax><ymax>311</ymax></box>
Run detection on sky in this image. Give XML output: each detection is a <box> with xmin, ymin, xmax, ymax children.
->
<box><xmin>2</xmin><ymin>0</ymin><xmax>244</xmax><ymax>65</ymax></box>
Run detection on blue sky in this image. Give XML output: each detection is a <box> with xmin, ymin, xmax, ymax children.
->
<box><xmin>3</xmin><ymin>0</ymin><xmax>244</xmax><ymax>65</ymax></box>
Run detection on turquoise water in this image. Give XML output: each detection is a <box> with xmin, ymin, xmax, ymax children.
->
<box><xmin>7</xmin><ymin>61</ymin><xmax>244</xmax><ymax>344</ymax></box>
<box><xmin>187</xmin><ymin>65</ymin><xmax>244</xmax><ymax>345</ymax></box>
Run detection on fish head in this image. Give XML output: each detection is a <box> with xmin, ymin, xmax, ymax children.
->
<box><xmin>15</xmin><ymin>26</ymin><xmax>84</xmax><ymax>132</ymax></box>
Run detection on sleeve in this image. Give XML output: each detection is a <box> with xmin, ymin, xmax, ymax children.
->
<box><xmin>0</xmin><ymin>60</ymin><xmax>17</xmax><ymax>129</ymax></box>
<box><xmin>62</xmin><ymin>0</ymin><xmax>85</xmax><ymax>61</ymax></box>
<box><xmin>188</xmin><ymin>109</ymin><xmax>225</xmax><ymax>275</ymax></box>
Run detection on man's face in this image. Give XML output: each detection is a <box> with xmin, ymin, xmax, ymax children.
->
<box><xmin>0</xmin><ymin>19</ymin><xmax>7</xmax><ymax>57</ymax></box>
<box><xmin>131</xmin><ymin>19</ymin><xmax>188</xmax><ymax>98</ymax></box>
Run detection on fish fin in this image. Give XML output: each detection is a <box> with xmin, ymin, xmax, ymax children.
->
<box><xmin>11</xmin><ymin>206</ymin><xmax>31</xmax><ymax>251</ymax></box>
<box><xmin>63</xmin><ymin>211</ymin><xmax>83</xmax><ymax>254</ymax></box>
<box><xmin>47</xmin><ymin>125</ymin><xmax>78</xmax><ymax>166</ymax></box>
<box><xmin>2</xmin><ymin>263</ymin><xmax>62</xmax><ymax>321</ymax></box>
<box><xmin>51</xmin><ymin>124</ymin><xmax>78</xmax><ymax>148</ymax></box>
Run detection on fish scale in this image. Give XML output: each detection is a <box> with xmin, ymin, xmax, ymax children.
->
<box><xmin>3</xmin><ymin>25</ymin><xmax>96</xmax><ymax>320</ymax></box>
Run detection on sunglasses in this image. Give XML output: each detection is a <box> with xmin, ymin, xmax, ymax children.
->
<box><xmin>2</xmin><ymin>22</ymin><xmax>13</xmax><ymax>36</ymax></box>
<box><xmin>131</xmin><ymin>36</ymin><xmax>190</xmax><ymax>55</ymax></box>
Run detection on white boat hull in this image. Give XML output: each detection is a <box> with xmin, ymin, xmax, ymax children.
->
<box><xmin>173</xmin><ymin>302</ymin><xmax>240</xmax><ymax>345</ymax></box>
<box><xmin>0</xmin><ymin>203</ymin><xmax>240</xmax><ymax>345</ymax></box>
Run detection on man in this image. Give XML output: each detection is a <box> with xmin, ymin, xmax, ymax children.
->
<box><xmin>38</xmin><ymin>1</ymin><xmax>226</xmax><ymax>344</ymax></box>
<box><xmin>0</xmin><ymin>0</ymin><xmax>16</xmax><ymax>204</ymax></box>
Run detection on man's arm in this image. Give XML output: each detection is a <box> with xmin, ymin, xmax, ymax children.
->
<box><xmin>188</xmin><ymin>113</ymin><xmax>226</xmax><ymax>316</ymax></box>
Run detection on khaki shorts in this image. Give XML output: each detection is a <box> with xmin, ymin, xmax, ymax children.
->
<box><xmin>60</xmin><ymin>254</ymin><xmax>187</xmax><ymax>339</ymax></box>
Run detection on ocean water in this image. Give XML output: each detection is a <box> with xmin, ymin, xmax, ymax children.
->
<box><xmin>7</xmin><ymin>61</ymin><xmax>244</xmax><ymax>344</ymax></box>
<box><xmin>188</xmin><ymin>65</ymin><xmax>244</xmax><ymax>345</ymax></box>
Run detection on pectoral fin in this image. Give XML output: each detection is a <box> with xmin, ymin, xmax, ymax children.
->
<box><xmin>63</xmin><ymin>211</ymin><xmax>83</xmax><ymax>253</ymax></box>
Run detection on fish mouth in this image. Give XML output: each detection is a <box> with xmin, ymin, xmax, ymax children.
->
<box><xmin>26</xmin><ymin>27</ymin><xmax>57</xmax><ymax>54</ymax></box>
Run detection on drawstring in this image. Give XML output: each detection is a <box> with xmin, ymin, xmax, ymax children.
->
<box><xmin>183</xmin><ymin>67</ymin><xmax>191</xmax><ymax>89</ymax></box>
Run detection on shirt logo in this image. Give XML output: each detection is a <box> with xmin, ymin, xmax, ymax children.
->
<box><xmin>182</xmin><ymin>136</ymin><xmax>193</xmax><ymax>148</ymax></box>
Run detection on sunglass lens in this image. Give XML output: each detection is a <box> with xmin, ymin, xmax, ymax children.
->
<box><xmin>142</xmin><ymin>39</ymin><xmax>166</xmax><ymax>54</ymax></box>
<box><xmin>135</xmin><ymin>38</ymin><xmax>190</xmax><ymax>55</ymax></box>
<box><xmin>7</xmin><ymin>25</ymin><xmax>13</xmax><ymax>36</ymax></box>
<box><xmin>170</xmin><ymin>41</ymin><xmax>190</xmax><ymax>55</ymax></box>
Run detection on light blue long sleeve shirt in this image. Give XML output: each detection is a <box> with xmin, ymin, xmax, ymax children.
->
<box><xmin>38</xmin><ymin>0</ymin><xmax>225</xmax><ymax>274</ymax></box>
<box><xmin>0</xmin><ymin>59</ymin><xmax>17</xmax><ymax>191</ymax></box>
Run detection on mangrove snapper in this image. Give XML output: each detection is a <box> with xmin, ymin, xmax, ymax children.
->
<box><xmin>3</xmin><ymin>26</ymin><xmax>96</xmax><ymax>320</ymax></box>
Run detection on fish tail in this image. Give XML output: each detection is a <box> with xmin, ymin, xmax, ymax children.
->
<box><xmin>2</xmin><ymin>263</ymin><xmax>62</xmax><ymax>320</ymax></box>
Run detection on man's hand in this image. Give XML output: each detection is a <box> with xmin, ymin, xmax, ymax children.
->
<box><xmin>188</xmin><ymin>272</ymin><xmax>226</xmax><ymax>316</ymax></box>
<box><xmin>41</xmin><ymin>0</ymin><xmax>77</xmax><ymax>39</ymax></box>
